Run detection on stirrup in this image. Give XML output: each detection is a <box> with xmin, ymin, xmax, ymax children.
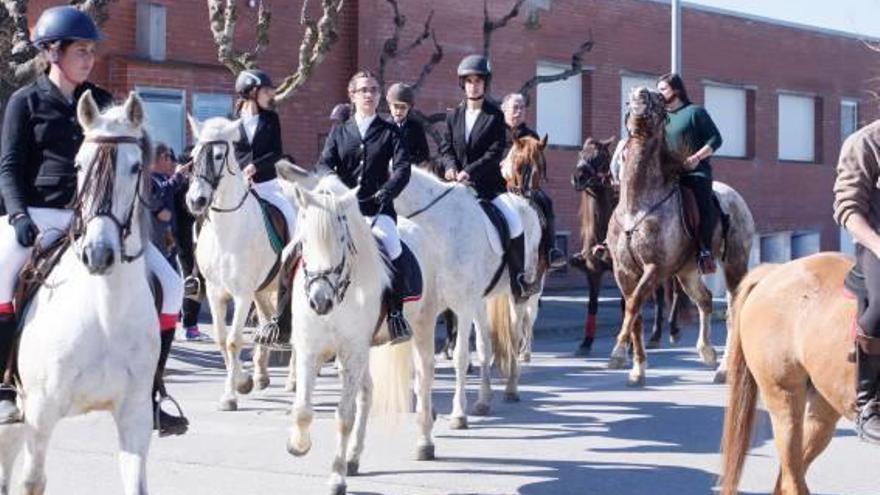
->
<box><xmin>154</xmin><ymin>394</ymin><xmax>189</xmax><ymax>437</ymax></box>
<box><xmin>387</xmin><ymin>311</ymin><xmax>412</xmax><ymax>345</ymax></box>
<box><xmin>548</xmin><ymin>248</ymin><xmax>567</xmax><ymax>270</ymax></box>
<box><xmin>857</xmin><ymin>398</ymin><xmax>880</xmax><ymax>444</ymax></box>
<box><xmin>253</xmin><ymin>318</ymin><xmax>292</xmax><ymax>350</ymax></box>
<box><xmin>183</xmin><ymin>275</ymin><xmax>201</xmax><ymax>299</ymax></box>
<box><xmin>0</xmin><ymin>385</ymin><xmax>22</xmax><ymax>425</ymax></box>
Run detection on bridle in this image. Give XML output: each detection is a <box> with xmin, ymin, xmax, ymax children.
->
<box><xmin>192</xmin><ymin>139</ymin><xmax>250</xmax><ymax>214</ymax></box>
<box><xmin>69</xmin><ymin>135</ymin><xmax>149</xmax><ymax>263</ymax></box>
<box><xmin>301</xmin><ymin>205</ymin><xmax>358</xmax><ymax>310</ymax></box>
<box><xmin>573</xmin><ymin>148</ymin><xmax>613</xmax><ymax>192</ymax></box>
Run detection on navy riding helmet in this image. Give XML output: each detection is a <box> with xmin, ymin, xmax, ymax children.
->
<box><xmin>235</xmin><ymin>69</ymin><xmax>274</xmax><ymax>96</ymax></box>
<box><xmin>32</xmin><ymin>6</ymin><xmax>103</xmax><ymax>48</ymax></box>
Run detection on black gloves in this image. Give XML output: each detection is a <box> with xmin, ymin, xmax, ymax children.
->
<box><xmin>11</xmin><ymin>214</ymin><xmax>38</xmax><ymax>248</ymax></box>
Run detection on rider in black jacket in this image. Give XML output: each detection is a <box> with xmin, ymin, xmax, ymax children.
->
<box><xmin>386</xmin><ymin>82</ymin><xmax>431</xmax><ymax>166</ymax></box>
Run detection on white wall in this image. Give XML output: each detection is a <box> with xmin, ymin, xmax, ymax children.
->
<box><xmin>536</xmin><ymin>62</ymin><xmax>582</xmax><ymax>146</ymax></box>
<box><xmin>704</xmin><ymin>85</ymin><xmax>746</xmax><ymax>157</ymax></box>
<box><xmin>778</xmin><ymin>94</ymin><xmax>816</xmax><ymax>162</ymax></box>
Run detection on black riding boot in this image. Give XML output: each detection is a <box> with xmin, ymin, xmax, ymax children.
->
<box><xmin>0</xmin><ymin>314</ymin><xmax>21</xmax><ymax>424</ymax></box>
<box><xmin>153</xmin><ymin>330</ymin><xmax>188</xmax><ymax>437</ymax></box>
<box><xmin>681</xmin><ymin>174</ymin><xmax>717</xmax><ymax>274</ymax></box>
<box><xmin>387</xmin><ymin>256</ymin><xmax>413</xmax><ymax>345</ymax></box>
<box><xmin>855</xmin><ymin>331</ymin><xmax>880</xmax><ymax>444</ymax></box>
<box><xmin>254</xmin><ymin>275</ymin><xmax>293</xmax><ymax>350</ymax></box>
<box><xmin>532</xmin><ymin>190</ymin><xmax>565</xmax><ymax>271</ymax></box>
<box><xmin>508</xmin><ymin>234</ymin><xmax>539</xmax><ymax>302</ymax></box>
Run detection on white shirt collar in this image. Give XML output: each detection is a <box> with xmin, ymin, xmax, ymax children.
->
<box><xmin>355</xmin><ymin>113</ymin><xmax>377</xmax><ymax>138</ymax></box>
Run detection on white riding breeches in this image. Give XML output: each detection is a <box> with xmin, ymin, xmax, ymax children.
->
<box><xmin>0</xmin><ymin>208</ymin><xmax>182</xmax><ymax>316</ymax></box>
<box><xmin>492</xmin><ymin>194</ymin><xmax>524</xmax><ymax>238</ymax></box>
<box><xmin>253</xmin><ymin>179</ymin><xmax>298</xmax><ymax>238</ymax></box>
<box><xmin>365</xmin><ymin>214</ymin><xmax>402</xmax><ymax>260</ymax></box>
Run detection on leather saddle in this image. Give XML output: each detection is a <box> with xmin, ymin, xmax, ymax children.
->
<box><xmin>679</xmin><ymin>187</ymin><xmax>730</xmax><ymax>258</ymax></box>
<box><xmin>13</xmin><ymin>235</ymin><xmax>71</xmax><ymax>334</ymax></box>
<box><xmin>478</xmin><ymin>200</ymin><xmax>513</xmax><ymax>295</ymax></box>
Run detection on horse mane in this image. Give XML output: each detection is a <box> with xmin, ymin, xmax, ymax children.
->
<box><xmin>307</xmin><ymin>174</ymin><xmax>392</xmax><ymax>292</ymax></box>
<box><xmin>508</xmin><ymin>136</ymin><xmax>547</xmax><ymax>189</ymax></box>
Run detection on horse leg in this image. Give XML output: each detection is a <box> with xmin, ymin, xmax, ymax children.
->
<box><xmin>113</xmin><ymin>394</ymin><xmax>154</xmax><ymax>495</ymax></box>
<box><xmin>442</xmin><ymin>310</ymin><xmax>456</xmax><ymax>360</ymax></box>
<box><xmin>346</xmin><ymin>368</ymin><xmax>372</xmax><ymax>475</ymax></box>
<box><xmin>205</xmin><ymin>286</ymin><xmax>237</xmax><ymax>410</ymax></box>
<box><xmin>576</xmin><ymin>270</ymin><xmax>602</xmax><ymax>356</ymax></box>
<box><xmin>763</xmin><ymin>383</ymin><xmax>809</xmax><ymax>495</ymax></box>
<box><xmin>628</xmin><ymin>314</ymin><xmax>648</xmax><ymax>387</ymax></box>
<box><xmin>801</xmin><ymin>391</ymin><xmax>840</xmax><ymax>473</ymax></box>
<box><xmin>472</xmin><ymin>304</ymin><xmax>494</xmax><ymax>417</ymax></box>
<box><xmin>449</xmin><ymin>306</ymin><xmax>475</xmax><ymax>429</ymax></box>
<box><xmin>647</xmin><ymin>286</ymin><xmax>665</xmax><ymax>349</ymax></box>
<box><xmin>288</xmin><ymin>350</ymin><xmax>318</xmax><ymax>457</ymax></box>
<box><xmin>506</xmin><ymin>298</ymin><xmax>528</xmax><ymax>403</ymax></box>
<box><xmin>328</xmin><ymin>352</ymin><xmax>365</xmax><ymax>495</ymax></box>
<box><xmin>19</xmin><ymin>399</ymin><xmax>59</xmax><ymax>495</ymax></box>
<box><xmin>411</xmin><ymin>313</ymin><xmax>436</xmax><ymax>460</ymax></box>
<box><xmin>230</xmin><ymin>295</ymin><xmax>256</xmax><ymax>396</ymax></box>
<box><xmin>668</xmin><ymin>279</ymin><xmax>683</xmax><ymax>344</ymax></box>
<box><xmin>285</xmin><ymin>347</ymin><xmax>297</xmax><ymax>393</ymax></box>
<box><xmin>677</xmin><ymin>269</ymin><xmax>718</xmax><ymax>367</ymax></box>
<box><xmin>518</xmin><ymin>298</ymin><xmax>534</xmax><ymax>363</ymax></box>
<box><xmin>609</xmin><ymin>266</ymin><xmax>657</xmax><ymax>378</ymax></box>
<box><xmin>252</xmin><ymin>290</ymin><xmax>275</xmax><ymax>391</ymax></box>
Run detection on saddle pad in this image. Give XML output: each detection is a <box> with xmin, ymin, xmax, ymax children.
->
<box><xmin>253</xmin><ymin>192</ymin><xmax>288</xmax><ymax>255</ymax></box>
<box><xmin>478</xmin><ymin>200</ymin><xmax>507</xmax><ymax>257</ymax></box>
<box><xmin>14</xmin><ymin>236</ymin><xmax>71</xmax><ymax>334</ymax></box>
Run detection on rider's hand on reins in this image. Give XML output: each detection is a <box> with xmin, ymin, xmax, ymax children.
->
<box><xmin>455</xmin><ymin>170</ymin><xmax>470</xmax><ymax>183</ymax></box>
<box><xmin>243</xmin><ymin>164</ymin><xmax>257</xmax><ymax>182</ymax></box>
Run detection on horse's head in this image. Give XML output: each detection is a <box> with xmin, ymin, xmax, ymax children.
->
<box><xmin>73</xmin><ymin>91</ymin><xmax>150</xmax><ymax>275</ymax></box>
<box><xmin>290</xmin><ymin>179</ymin><xmax>367</xmax><ymax>316</ymax></box>
<box><xmin>572</xmin><ymin>136</ymin><xmax>615</xmax><ymax>192</ymax></box>
<box><xmin>185</xmin><ymin>116</ymin><xmax>243</xmax><ymax>216</ymax></box>
<box><xmin>625</xmin><ymin>86</ymin><xmax>666</xmax><ymax>140</ymax></box>
<box><xmin>505</xmin><ymin>134</ymin><xmax>548</xmax><ymax>193</ymax></box>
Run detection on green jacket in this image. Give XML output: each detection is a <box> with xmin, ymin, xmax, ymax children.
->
<box><xmin>664</xmin><ymin>103</ymin><xmax>723</xmax><ymax>180</ymax></box>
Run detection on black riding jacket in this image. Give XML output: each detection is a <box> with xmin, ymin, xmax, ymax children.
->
<box><xmin>318</xmin><ymin>115</ymin><xmax>411</xmax><ymax>219</ymax></box>
<box><xmin>395</xmin><ymin>117</ymin><xmax>430</xmax><ymax>165</ymax></box>
<box><xmin>233</xmin><ymin>109</ymin><xmax>285</xmax><ymax>183</ymax></box>
<box><xmin>0</xmin><ymin>75</ymin><xmax>113</xmax><ymax>219</ymax></box>
<box><xmin>438</xmin><ymin>100</ymin><xmax>507</xmax><ymax>200</ymax></box>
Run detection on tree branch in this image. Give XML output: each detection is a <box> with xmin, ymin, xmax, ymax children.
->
<box><xmin>482</xmin><ymin>0</ymin><xmax>525</xmax><ymax>56</ymax></box>
<box><xmin>206</xmin><ymin>0</ymin><xmax>271</xmax><ymax>75</ymax></box>
<box><xmin>376</xmin><ymin>0</ymin><xmax>437</xmax><ymax>97</ymax></box>
<box><xmin>274</xmin><ymin>0</ymin><xmax>344</xmax><ymax>103</ymax></box>
<box><xmin>411</xmin><ymin>29</ymin><xmax>442</xmax><ymax>94</ymax></box>
<box><xmin>517</xmin><ymin>33</ymin><xmax>594</xmax><ymax>106</ymax></box>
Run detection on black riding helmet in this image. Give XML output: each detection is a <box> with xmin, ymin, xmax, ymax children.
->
<box><xmin>457</xmin><ymin>54</ymin><xmax>491</xmax><ymax>88</ymax></box>
<box><xmin>386</xmin><ymin>82</ymin><xmax>415</xmax><ymax>107</ymax></box>
<box><xmin>235</xmin><ymin>69</ymin><xmax>274</xmax><ymax>97</ymax></box>
<box><xmin>32</xmin><ymin>6</ymin><xmax>104</xmax><ymax>48</ymax></box>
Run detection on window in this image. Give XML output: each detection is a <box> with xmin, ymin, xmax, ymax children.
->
<box><xmin>536</xmin><ymin>62</ymin><xmax>582</xmax><ymax>146</ymax></box>
<box><xmin>136</xmin><ymin>2</ymin><xmax>166</xmax><ymax>61</ymax></box>
<box><xmin>192</xmin><ymin>93</ymin><xmax>233</xmax><ymax>121</ymax></box>
<box><xmin>791</xmin><ymin>231</ymin><xmax>820</xmax><ymax>259</ymax></box>
<box><xmin>841</xmin><ymin>99</ymin><xmax>859</xmax><ymax>144</ymax></box>
<box><xmin>136</xmin><ymin>87</ymin><xmax>185</xmax><ymax>154</ymax></box>
<box><xmin>620</xmin><ymin>74</ymin><xmax>657</xmax><ymax>138</ymax></box>
<box><xmin>704</xmin><ymin>85</ymin><xmax>747</xmax><ymax>158</ymax></box>
<box><xmin>760</xmin><ymin>232</ymin><xmax>790</xmax><ymax>263</ymax></box>
<box><xmin>778</xmin><ymin>94</ymin><xmax>816</xmax><ymax>162</ymax></box>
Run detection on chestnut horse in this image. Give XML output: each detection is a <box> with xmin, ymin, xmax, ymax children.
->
<box><xmin>606</xmin><ymin>87</ymin><xmax>755</xmax><ymax>386</ymax></box>
<box><xmin>720</xmin><ymin>253</ymin><xmax>858</xmax><ymax>495</ymax></box>
<box><xmin>571</xmin><ymin>137</ymin><xmax>687</xmax><ymax>356</ymax></box>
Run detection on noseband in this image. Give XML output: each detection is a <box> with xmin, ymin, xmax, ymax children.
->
<box><xmin>301</xmin><ymin>209</ymin><xmax>358</xmax><ymax>310</ymax></box>
<box><xmin>70</xmin><ymin>135</ymin><xmax>148</xmax><ymax>263</ymax></box>
<box><xmin>192</xmin><ymin>139</ymin><xmax>250</xmax><ymax>214</ymax></box>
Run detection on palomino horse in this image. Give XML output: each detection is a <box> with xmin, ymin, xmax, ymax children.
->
<box><xmin>607</xmin><ymin>87</ymin><xmax>755</xmax><ymax>386</ymax></box>
<box><xmin>395</xmin><ymin>166</ymin><xmax>542</xmax><ymax>421</ymax></box>
<box><xmin>571</xmin><ymin>137</ymin><xmax>686</xmax><ymax>356</ymax></box>
<box><xmin>277</xmin><ymin>168</ymin><xmax>440</xmax><ymax>495</ymax></box>
<box><xmin>0</xmin><ymin>92</ymin><xmax>158</xmax><ymax>495</ymax></box>
<box><xmin>185</xmin><ymin>116</ymin><xmax>288</xmax><ymax>411</ymax></box>
<box><xmin>720</xmin><ymin>254</ymin><xmax>859</xmax><ymax>495</ymax></box>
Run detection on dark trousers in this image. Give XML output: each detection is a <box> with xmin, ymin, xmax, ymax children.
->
<box><xmin>531</xmin><ymin>189</ymin><xmax>556</xmax><ymax>254</ymax></box>
<box><xmin>175</xmin><ymin>191</ymin><xmax>202</xmax><ymax>329</ymax></box>
<box><xmin>680</xmin><ymin>174</ymin><xmax>716</xmax><ymax>251</ymax></box>
<box><xmin>857</xmin><ymin>245</ymin><xmax>880</xmax><ymax>338</ymax></box>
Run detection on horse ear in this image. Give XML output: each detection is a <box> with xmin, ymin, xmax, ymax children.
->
<box><xmin>540</xmin><ymin>134</ymin><xmax>549</xmax><ymax>150</ymax></box>
<box><xmin>123</xmin><ymin>92</ymin><xmax>145</xmax><ymax>127</ymax></box>
<box><xmin>77</xmin><ymin>90</ymin><xmax>100</xmax><ymax>130</ymax></box>
<box><xmin>187</xmin><ymin>114</ymin><xmax>202</xmax><ymax>139</ymax></box>
<box><xmin>602</xmin><ymin>136</ymin><xmax>617</xmax><ymax>148</ymax></box>
<box><xmin>337</xmin><ymin>187</ymin><xmax>360</xmax><ymax>210</ymax></box>
<box><xmin>224</xmin><ymin>119</ymin><xmax>242</xmax><ymax>139</ymax></box>
<box><xmin>290</xmin><ymin>182</ymin><xmax>317</xmax><ymax>210</ymax></box>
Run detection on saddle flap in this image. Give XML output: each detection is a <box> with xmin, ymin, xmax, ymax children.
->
<box><xmin>478</xmin><ymin>200</ymin><xmax>511</xmax><ymax>253</ymax></box>
<box><xmin>253</xmin><ymin>191</ymin><xmax>289</xmax><ymax>255</ymax></box>
<box><xmin>14</xmin><ymin>236</ymin><xmax>71</xmax><ymax>332</ymax></box>
<box><xmin>679</xmin><ymin>189</ymin><xmax>730</xmax><ymax>249</ymax></box>
<box><xmin>397</xmin><ymin>242</ymin><xmax>423</xmax><ymax>303</ymax></box>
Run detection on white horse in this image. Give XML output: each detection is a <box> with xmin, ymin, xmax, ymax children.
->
<box><xmin>276</xmin><ymin>167</ymin><xmax>440</xmax><ymax>495</ymax></box>
<box><xmin>394</xmin><ymin>167</ymin><xmax>543</xmax><ymax>427</ymax></box>
<box><xmin>0</xmin><ymin>92</ymin><xmax>158</xmax><ymax>495</ymax></box>
<box><xmin>185</xmin><ymin>116</ymin><xmax>297</xmax><ymax>410</ymax></box>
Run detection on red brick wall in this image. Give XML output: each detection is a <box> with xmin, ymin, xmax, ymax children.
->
<box><xmin>25</xmin><ymin>0</ymin><xmax>880</xmax><ymax>288</ymax></box>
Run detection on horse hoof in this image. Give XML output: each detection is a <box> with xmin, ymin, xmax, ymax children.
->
<box><xmin>646</xmin><ymin>339</ymin><xmax>661</xmax><ymax>350</ymax></box>
<box><xmin>284</xmin><ymin>381</ymin><xmax>297</xmax><ymax>393</ymax></box>
<box><xmin>518</xmin><ymin>352</ymin><xmax>531</xmax><ymax>363</ymax></box>
<box><xmin>607</xmin><ymin>356</ymin><xmax>627</xmax><ymax>370</ymax></box>
<box><xmin>287</xmin><ymin>434</ymin><xmax>312</xmax><ymax>457</ymax></box>
<box><xmin>237</xmin><ymin>375</ymin><xmax>255</xmax><ymax>395</ymax></box>
<box><xmin>713</xmin><ymin>369</ymin><xmax>727</xmax><ymax>384</ymax></box>
<box><xmin>416</xmin><ymin>444</ymin><xmax>436</xmax><ymax>461</ymax></box>
<box><xmin>346</xmin><ymin>460</ymin><xmax>359</xmax><ymax>476</ymax></box>
<box><xmin>699</xmin><ymin>347</ymin><xmax>718</xmax><ymax>368</ymax></box>
<box><xmin>218</xmin><ymin>398</ymin><xmax>238</xmax><ymax>411</ymax></box>
<box><xmin>329</xmin><ymin>482</ymin><xmax>346</xmax><ymax>495</ymax></box>
<box><xmin>503</xmin><ymin>392</ymin><xmax>521</xmax><ymax>403</ymax></box>
<box><xmin>574</xmin><ymin>345</ymin><xmax>592</xmax><ymax>357</ymax></box>
<box><xmin>449</xmin><ymin>416</ymin><xmax>469</xmax><ymax>430</ymax></box>
<box><xmin>472</xmin><ymin>402</ymin><xmax>491</xmax><ymax>416</ymax></box>
<box><xmin>669</xmin><ymin>329</ymin><xmax>682</xmax><ymax>344</ymax></box>
<box><xmin>256</xmin><ymin>375</ymin><xmax>270</xmax><ymax>391</ymax></box>
<box><xmin>627</xmin><ymin>375</ymin><xmax>646</xmax><ymax>387</ymax></box>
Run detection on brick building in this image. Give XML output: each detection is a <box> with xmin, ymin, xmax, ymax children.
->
<box><xmin>25</xmin><ymin>0</ymin><xmax>880</xmax><ymax>287</ymax></box>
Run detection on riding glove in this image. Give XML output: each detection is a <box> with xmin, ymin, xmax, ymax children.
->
<box><xmin>11</xmin><ymin>214</ymin><xmax>38</xmax><ymax>248</ymax></box>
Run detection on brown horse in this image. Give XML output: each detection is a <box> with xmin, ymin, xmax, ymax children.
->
<box><xmin>606</xmin><ymin>87</ymin><xmax>755</xmax><ymax>386</ymax></box>
<box><xmin>720</xmin><ymin>253</ymin><xmax>857</xmax><ymax>495</ymax></box>
<box><xmin>571</xmin><ymin>137</ymin><xmax>687</xmax><ymax>356</ymax></box>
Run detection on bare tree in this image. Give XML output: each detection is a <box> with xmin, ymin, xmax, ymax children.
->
<box><xmin>206</xmin><ymin>0</ymin><xmax>345</xmax><ymax>104</ymax></box>
<box><xmin>516</xmin><ymin>35</ymin><xmax>593</xmax><ymax>106</ymax></box>
<box><xmin>0</xmin><ymin>0</ymin><xmax>116</xmax><ymax>113</ymax></box>
<box><xmin>482</xmin><ymin>0</ymin><xmax>525</xmax><ymax>57</ymax></box>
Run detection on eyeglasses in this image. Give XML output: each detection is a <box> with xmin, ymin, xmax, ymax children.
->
<box><xmin>352</xmin><ymin>86</ymin><xmax>379</xmax><ymax>95</ymax></box>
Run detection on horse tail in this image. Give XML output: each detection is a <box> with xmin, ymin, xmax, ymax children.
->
<box><xmin>370</xmin><ymin>340</ymin><xmax>414</xmax><ymax>418</ymax></box>
<box><xmin>488</xmin><ymin>295</ymin><xmax>518</xmax><ymax>378</ymax></box>
<box><xmin>719</xmin><ymin>263</ymin><xmax>778</xmax><ymax>495</ymax></box>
